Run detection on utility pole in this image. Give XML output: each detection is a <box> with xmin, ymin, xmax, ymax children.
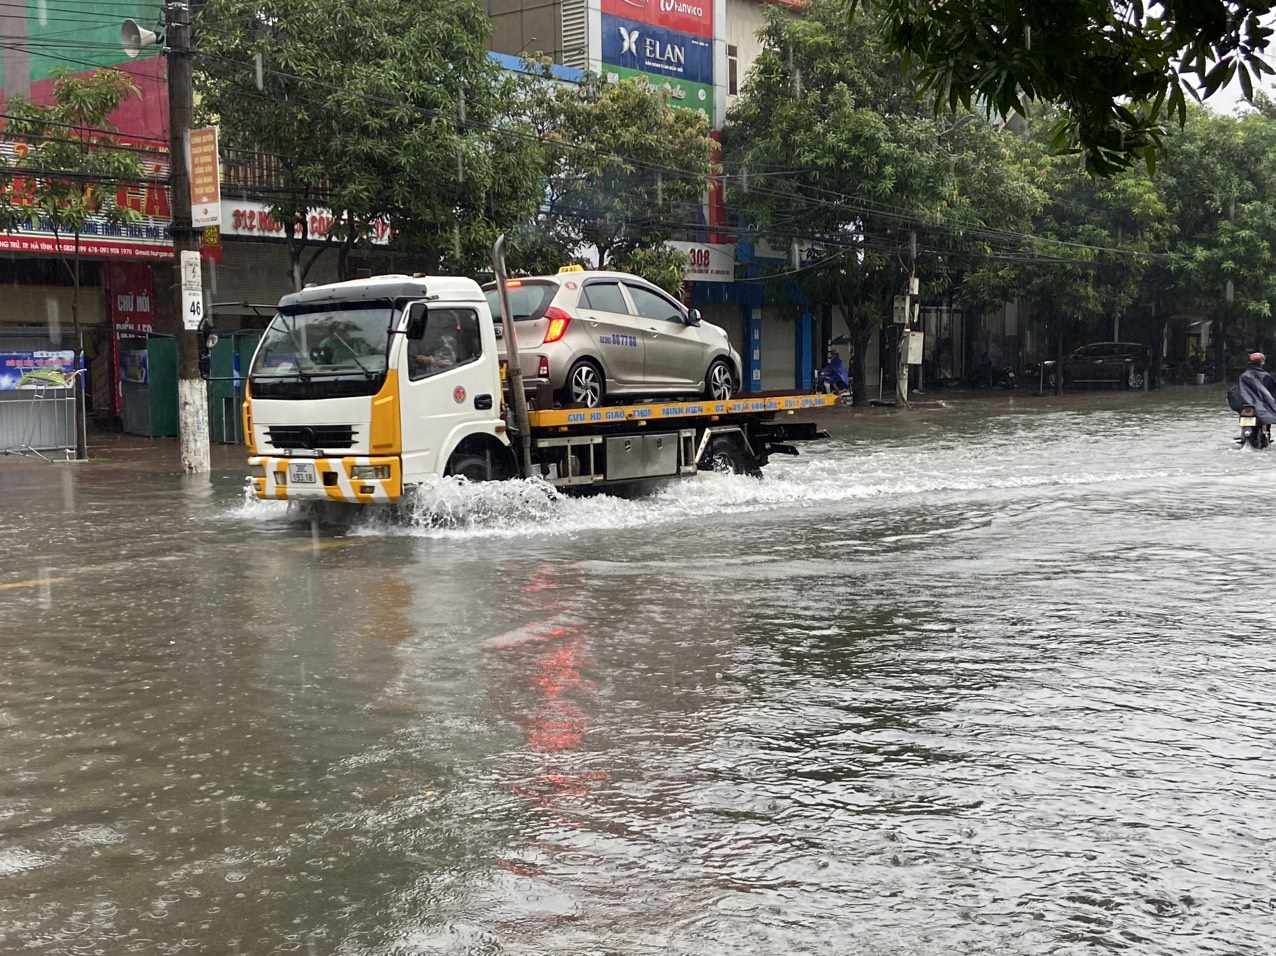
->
<box><xmin>166</xmin><ymin>0</ymin><xmax>210</xmax><ymax>473</ymax></box>
<box><xmin>897</xmin><ymin>230</ymin><xmax>916</xmax><ymax>407</ymax></box>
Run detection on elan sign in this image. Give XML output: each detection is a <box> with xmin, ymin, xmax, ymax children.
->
<box><xmin>602</xmin><ymin>15</ymin><xmax>713</xmax><ymax>85</ymax></box>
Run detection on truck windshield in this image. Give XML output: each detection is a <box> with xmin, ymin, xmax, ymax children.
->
<box><xmin>250</xmin><ymin>302</ymin><xmax>393</xmax><ymax>398</ymax></box>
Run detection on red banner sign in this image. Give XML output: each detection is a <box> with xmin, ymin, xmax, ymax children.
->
<box><xmin>601</xmin><ymin>0</ymin><xmax>712</xmax><ymax>38</ymax></box>
<box><xmin>105</xmin><ymin>262</ymin><xmax>156</xmax><ymax>416</ymax></box>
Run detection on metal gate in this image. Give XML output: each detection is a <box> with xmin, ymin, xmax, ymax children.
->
<box><xmin>208</xmin><ymin>330</ymin><xmax>261</xmax><ymax>444</ymax></box>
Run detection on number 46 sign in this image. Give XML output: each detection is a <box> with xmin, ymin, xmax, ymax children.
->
<box><xmin>180</xmin><ymin>250</ymin><xmax>205</xmax><ymax>331</ymax></box>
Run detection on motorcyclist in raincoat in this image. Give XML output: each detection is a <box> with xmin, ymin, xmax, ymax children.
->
<box><xmin>1237</xmin><ymin>352</ymin><xmax>1276</xmax><ymax>425</ymax></box>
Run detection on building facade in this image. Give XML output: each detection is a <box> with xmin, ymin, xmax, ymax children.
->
<box><xmin>486</xmin><ymin>0</ymin><xmax>841</xmax><ymax>393</ymax></box>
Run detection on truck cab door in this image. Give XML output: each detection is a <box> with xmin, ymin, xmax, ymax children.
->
<box><xmin>399</xmin><ymin>302</ymin><xmax>498</xmax><ymax>478</ymax></box>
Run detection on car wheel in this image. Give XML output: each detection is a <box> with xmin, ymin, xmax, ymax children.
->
<box><xmin>705</xmin><ymin>359</ymin><xmax>736</xmax><ymax>401</ymax></box>
<box><xmin>563</xmin><ymin>360</ymin><xmax>605</xmax><ymax>408</ymax></box>
<box><xmin>702</xmin><ymin>435</ymin><xmax>761</xmax><ymax>478</ymax></box>
<box><xmin>1127</xmin><ymin>368</ymin><xmax>1146</xmax><ymax>390</ymax></box>
<box><xmin>446</xmin><ymin>452</ymin><xmax>492</xmax><ymax>481</ymax></box>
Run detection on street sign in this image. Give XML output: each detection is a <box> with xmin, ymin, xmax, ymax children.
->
<box><xmin>189</xmin><ymin>126</ymin><xmax>221</xmax><ymax>228</ymax></box>
<box><xmin>180</xmin><ymin>249</ymin><xmax>200</xmax><ymax>292</ymax></box>
<box><xmin>180</xmin><ymin>250</ymin><xmax>203</xmax><ymax>330</ymax></box>
<box><xmin>668</xmin><ymin>240</ymin><xmax>735</xmax><ymax>282</ymax></box>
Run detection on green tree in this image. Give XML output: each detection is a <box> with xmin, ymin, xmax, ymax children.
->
<box><xmin>1006</xmin><ymin>130</ymin><xmax>1167</xmax><ymax>389</ymax></box>
<box><xmin>195</xmin><ymin>0</ymin><xmax>545</xmax><ymax>288</ymax></box>
<box><xmin>725</xmin><ymin>0</ymin><xmax>1041</xmax><ymax>404</ymax></box>
<box><xmin>513</xmin><ymin>74</ymin><xmax>709</xmax><ymax>293</ymax></box>
<box><xmin>0</xmin><ymin>69</ymin><xmax>144</xmax><ymax>344</ymax></box>
<box><xmin>852</xmin><ymin>0</ymin><xmax>1276</xmax><ymax>175</ymax></box>
<box><xmin>0</xmin><ymin>68</ymin><xmax>144</xmax><ymax>457</ymax></box>
<box><xmin>1155</xmin><ymin>107</ymin><xmax>1276</xmax><ymax>379</ymax></box>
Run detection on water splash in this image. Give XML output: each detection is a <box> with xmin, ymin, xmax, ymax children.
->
<box><xmin>226</xmin><ymin>401</ymin><xmax>1246</xmax><ymax>541</ymax></box>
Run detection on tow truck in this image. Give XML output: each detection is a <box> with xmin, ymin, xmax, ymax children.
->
<box><xmin>245</xmin><ymin>238</ymin><xmax>834</xmax><ymax>505</ymax></box>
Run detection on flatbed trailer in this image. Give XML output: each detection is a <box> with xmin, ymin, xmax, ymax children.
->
<box><xmin>521</xmin><ymin>393</ymin><xmax>836</xmax><ymax>488</ymax></box>
<box><xmin>244</xmin><ymin>238</ymin><xmax>835</xmax><ymax>507</ymax></box>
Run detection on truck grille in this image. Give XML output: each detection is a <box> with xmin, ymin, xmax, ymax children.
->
<box><xmin>265</xmin><ymin>425</ymin><xmax>356</xmax><ymax>450</ymax></box>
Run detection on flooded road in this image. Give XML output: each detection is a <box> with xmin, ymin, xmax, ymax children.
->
<box><xmin>1</xmin><ymin>388</ymin><xmax>1273</xmax><ymax>954</ymax></box>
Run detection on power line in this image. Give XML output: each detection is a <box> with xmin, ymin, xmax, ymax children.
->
<box><xmin>0</xmin><ymin>110</ymin><xmax>168</xmax><ymax>145</ymax></box>
<box><xmin>192</xmin><ymin>48</ymin><xmax>1170</xmax><ymax>266</ymax></box>
<box><xmin>0</xmin><ymin>37</ymin><xmax>1174</xmax><ymax>273</ymax></box>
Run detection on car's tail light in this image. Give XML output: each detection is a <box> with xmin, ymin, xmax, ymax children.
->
<box><xmin>537</xmin><ymin>355</ymin><xmax>550</xmax><ymax>378</ymax></box>
<box><xmin>542</xmin><ymin>307</ymin><xmax>572</xmax><ymax>344</ymax></box>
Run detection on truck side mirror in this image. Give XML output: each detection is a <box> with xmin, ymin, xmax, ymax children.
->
<box><xmin>685</xmin><ymin>308</ymin><xmax>702</xmax><ymax>326</ymax></box>
<box><xmin>405</xmin><ymin>304</ymin><xmax>428</xmax><ymax>340</ymax></box>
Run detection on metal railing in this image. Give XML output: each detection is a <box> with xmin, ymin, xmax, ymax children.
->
<box><xmin>0</xmin><ymin>375</ymin><xmax>81</xmax><ymax>461</ymax></box>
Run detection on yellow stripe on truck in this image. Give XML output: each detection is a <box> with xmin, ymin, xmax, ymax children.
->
<box><xmin>242</xmin><ymin>380</ymin><xmax>256</xmax><ymax>453</ymax></box>
<box><xmin>370</xmin><ymin>368</ymin><xmax>401</xmax><ymax>455</ymax></box>
<box><xmin>247</xmin><ymin>456</ymin><xmax>402</xmax><ymax>505</ymax></box>
<box><xmin>525</xmin><ymin>392</ymin><xmax>839</xmax><ymax>429</ymax></box>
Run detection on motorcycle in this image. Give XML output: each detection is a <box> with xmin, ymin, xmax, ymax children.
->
<box><xmin>971</xmin><ymin>363</ymin><xmax>1018</xmax><ymax>389</ymax></box>
<box><xmin>1237</xmin><ymin>404</ymin><xmax>1271</xmax><ymax>449</ymax></box>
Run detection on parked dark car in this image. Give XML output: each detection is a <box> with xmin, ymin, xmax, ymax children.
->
<box><xmin>1062</xmin><ymin>342</ymin><xmax>1154</xmax><ymax>389</ymax></box>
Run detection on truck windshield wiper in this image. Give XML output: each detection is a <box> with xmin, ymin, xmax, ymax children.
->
<box><xmin>279</xmin><ymin>314</ymin><xmax>319</xmax><ymax>376</ymax></box>
<box><xmin>328</xmin><ymin>330</ymin><xmax>376</xmax><ymax>379</ymax></box>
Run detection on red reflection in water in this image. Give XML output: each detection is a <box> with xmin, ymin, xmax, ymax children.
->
<box><xmin>489</xmin><ymin>571</ymin><xmax>608</xmax><ymax>814</ymax></box>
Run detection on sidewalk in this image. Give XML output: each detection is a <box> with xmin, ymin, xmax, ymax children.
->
<box><xmin>0</xmin><ymin>427</ymin><xmax>246</xmax><ymax>476</ymax></box>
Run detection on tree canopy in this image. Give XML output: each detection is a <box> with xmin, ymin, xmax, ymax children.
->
<box><xmin>853</xmin><ymin>0</ymin><xmax>1276</xmax><ymax>175</ymax></box>
<box><xmin>195</xmin><ymin>0</ymin><xmax>546</xmax><ymax>288</ymax></box>
<box><xmin>0</xmin><ymin>68</ymin><xmax>144</xmax><ymax>336</ymax></box>
<box><xmin>512</xmin><ymin>73</ymin><xmax>711</xmax><ymax>293</ymax></box>
<box><xmin>725</xmin><ymin>0</ymin><xmax>1042</xmax><ymax>402</ymax></box>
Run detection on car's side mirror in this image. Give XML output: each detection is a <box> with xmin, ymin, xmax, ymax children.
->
<box><xmin>685</xmin><ymin>308</ymin><xmax>701</xmax><ymax>326</ymax></box>
<box><xmin>405</xmin><ymin>304</ymin><xmax>427</xmax><ymax>340</ymax></box>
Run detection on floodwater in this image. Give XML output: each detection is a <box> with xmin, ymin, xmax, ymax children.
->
<box><xmin>1</xmin><ymin>388</ymin><xmax>1273</xmax><ymax>954</ymax></box>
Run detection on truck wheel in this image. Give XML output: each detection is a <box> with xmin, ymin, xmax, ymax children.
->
<box><xmin>705</xmin><ymin>360</ymin><xmax>736</xmax><ymax>400</ymax></box>
<box><xmin>703</xmin><ymin>435</ymin><xmax>761</xmax><ymax>478</ymax></box>
<box><xmin>446</xmin><ymin>453</ymin><xmax>492</xmax><ymax>481</ymax></box>
<box><xmin>563</xmin><ymin>360</ymin><xmax>605</xmax><ymax>408</ymax></box>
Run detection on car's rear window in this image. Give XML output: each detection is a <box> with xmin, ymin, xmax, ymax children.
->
<box><xmin>484</xmin><ymin>281</ymin><xmax>557</xmax><ymax>322</ymax></box>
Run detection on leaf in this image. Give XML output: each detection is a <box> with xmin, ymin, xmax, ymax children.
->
<box><xmin>1200</xmin><ymin>57</ymin><xmax>1236</xmax><ymax>97</ymax></box>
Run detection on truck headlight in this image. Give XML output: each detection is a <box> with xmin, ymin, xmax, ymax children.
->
<box><xmin>350</xmin><ymin>464</ymin><xmax>391</xmax><ymax>480</ymax></box>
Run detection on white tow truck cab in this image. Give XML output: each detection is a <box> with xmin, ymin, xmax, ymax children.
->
<box><xmin>245</xmin><ymin>271</ymin><xmax>834</xmax><ymax>506</ymax></box>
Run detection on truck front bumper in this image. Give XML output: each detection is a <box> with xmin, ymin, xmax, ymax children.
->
<box><xmin>249</xmin><ymin>456</ymin><xmax>402</xmax><ymax>504</ymax></box>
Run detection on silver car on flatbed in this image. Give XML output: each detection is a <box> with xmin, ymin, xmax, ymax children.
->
<box><xmin>483</xmin><ymin>270</ymin><xmax>742</xmax><ymax>408</ymax></box>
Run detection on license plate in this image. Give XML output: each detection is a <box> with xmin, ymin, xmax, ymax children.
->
<box><xmin>288</xmin><ymin>461</ymin><xmax>316</xmax><ymax>484</ymax></box>
<box><xmin>1241</xmin><ymin>416</ymin><xmax>1257</xmax><ymax>427</ymax></box>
